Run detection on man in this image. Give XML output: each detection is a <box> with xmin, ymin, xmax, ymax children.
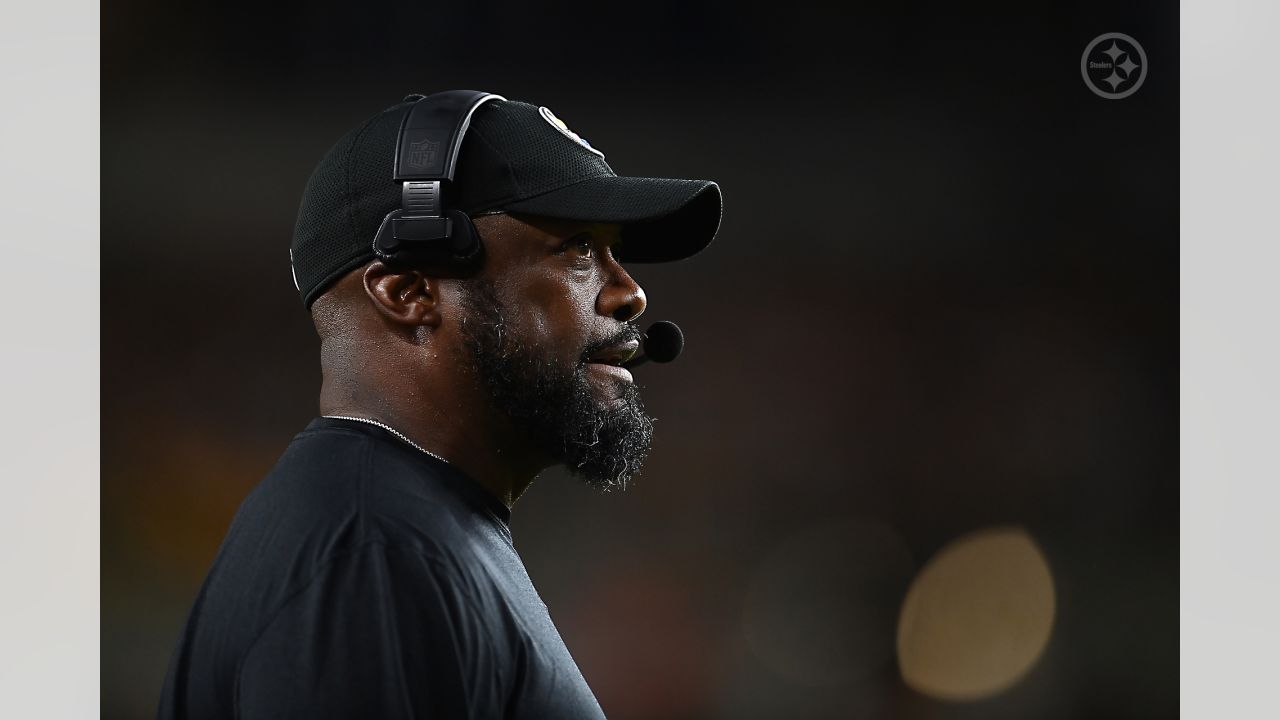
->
<box><xmin>157</xmin><ymin>92</ymin><xmax>722</xmax><ymax>718</ymax></box>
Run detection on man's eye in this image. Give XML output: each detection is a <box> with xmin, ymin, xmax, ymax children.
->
<box><xmin>565</xmin><ymin>234</ymin><xmax>593</xmax><ymax>258</ymax></box>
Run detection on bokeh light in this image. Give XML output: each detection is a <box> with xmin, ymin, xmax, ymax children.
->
<box><xmin>897</xmin><ymin>526</ymin><xmax>1055</xmax><ymax>702</ymax></box>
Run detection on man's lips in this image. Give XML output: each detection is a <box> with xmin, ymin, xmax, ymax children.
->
<box><xmin>585</xmin><ymin>339</ymin><xmax>641</xmax><ymax>367</ymax></box>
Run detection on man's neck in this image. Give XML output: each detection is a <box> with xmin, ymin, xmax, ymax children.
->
<box><xmin>319</xmin><ymin>374</ymin><xmax>546</xmax><ymax>510</ymax></box>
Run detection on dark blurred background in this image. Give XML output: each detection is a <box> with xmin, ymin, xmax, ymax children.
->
<box><xmin>103</xmin><ymin>2</ymin><xmax>1177</xmax><ymax>718</ymax></box>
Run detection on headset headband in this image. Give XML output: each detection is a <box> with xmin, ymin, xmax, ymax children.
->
<box><xmin>373</xmin><ymin>90</ymin><xmax>505</xmax><ymax>264</ymax></box>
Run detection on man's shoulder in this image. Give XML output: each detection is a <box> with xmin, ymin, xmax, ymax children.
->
<box><xmin>187</xmin><ymin>418</ymin><xmax>512</xmax><ymax>650</ymax></box>
<box><xmin>235</xmin><ymin>418</ymin><xmax>497</xmax><ymax>559</ymax></box>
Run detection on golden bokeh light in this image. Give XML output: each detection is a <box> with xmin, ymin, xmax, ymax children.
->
<box><xmin>897</xmin><ymin>526</ymin><xmax>1055</xmax><ymax>701</ymax></box>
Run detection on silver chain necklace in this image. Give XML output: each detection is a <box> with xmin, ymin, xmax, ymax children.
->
<box><xmin>323</xmin><ymin>415</ymin><xmax>449</xmax><ymax>465</ymax></box>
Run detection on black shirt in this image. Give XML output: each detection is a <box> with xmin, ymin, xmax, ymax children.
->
<box><xmin>157</xmin><ymin>417</ymin><xmax>606</xmax><ymax>719</ymax></box>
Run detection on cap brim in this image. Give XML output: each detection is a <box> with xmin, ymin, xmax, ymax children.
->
<box><xmin>499</xmin><ymin>175</ymin><xmax>723</xmax><ymax>262</ymax></box>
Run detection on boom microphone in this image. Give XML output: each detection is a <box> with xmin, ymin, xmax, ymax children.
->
<box><xmin>624</xmin><ymin>321</ymin><xmax>684</xmax><ymax>369</ymax></box>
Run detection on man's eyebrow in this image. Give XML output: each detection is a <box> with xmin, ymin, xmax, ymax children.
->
<box><xmin>566</xmin><ymin>230</ymin><xmax>624</xmax><ymax>248</ymax></box>
<box><xmin>559</xmin><ymin>230</ymin><xmax>595</xmax><ymax>246</ymax></box>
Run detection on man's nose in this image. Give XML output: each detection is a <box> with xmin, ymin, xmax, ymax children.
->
<box><xmin>598</xmin><ymin>263</ymin><xmax>647</xmax><ymax>323</ymax></box>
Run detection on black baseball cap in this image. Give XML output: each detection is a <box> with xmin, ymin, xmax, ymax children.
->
<box><xmin>290</xmin><ymin>94</ymin><xmax>723</xmax><ymax>308</ymax></box>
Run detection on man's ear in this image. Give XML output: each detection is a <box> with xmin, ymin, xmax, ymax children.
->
<box><xmin>362</xmin><ymin>261</ymin><xmax>442</xmax><ymax>328</ymax></box>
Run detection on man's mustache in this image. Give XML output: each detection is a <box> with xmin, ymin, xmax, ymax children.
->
<box><xmin>578</xmin><ymin>323</ymin><xmax>643</xmax><ymax>364</ymax></box>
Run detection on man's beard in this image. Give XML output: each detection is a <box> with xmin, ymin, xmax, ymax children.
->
<box><xmin>458</xmin><ymin>279</ymin><xmax>655</xmax><ymax>491</ymax></box>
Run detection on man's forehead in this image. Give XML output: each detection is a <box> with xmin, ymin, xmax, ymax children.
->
<box><xmin>479</xmin><ymin>212</ymin><xmax>623</xmax><ymax>241</ymax></box>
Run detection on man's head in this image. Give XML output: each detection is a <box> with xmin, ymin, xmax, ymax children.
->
<box><xmin>293</xmin><ymin>93</ymin><xmax>721</xmax><ymax>490</ymax></box>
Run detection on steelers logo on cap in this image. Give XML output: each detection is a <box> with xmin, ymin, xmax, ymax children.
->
<box><xmin>539</xmin><ymin>106</ymin><xmax>605</xmax><ymax>159</ymax></box>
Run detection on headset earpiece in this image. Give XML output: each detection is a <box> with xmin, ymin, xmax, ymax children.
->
<box><xmin>372</xmin><ymin>207</ymin><xmax>484</xmax><ymax>269</ymax></box>
<box><xmin>371</xmin><ymin>90</ymin><xmax>505</xmax><ymax>270</ymax></box>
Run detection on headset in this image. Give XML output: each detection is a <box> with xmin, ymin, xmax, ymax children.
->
<box><xmin>371</xmin><ymin>90</ymin><xmax>506</xmax><ymax>268</ymax></box>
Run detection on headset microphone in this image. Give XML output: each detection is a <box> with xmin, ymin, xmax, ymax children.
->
<box><xmin>624</xmin><ymin>321</ymin><xmax>684</xmax><ymax>369</ymax></box>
